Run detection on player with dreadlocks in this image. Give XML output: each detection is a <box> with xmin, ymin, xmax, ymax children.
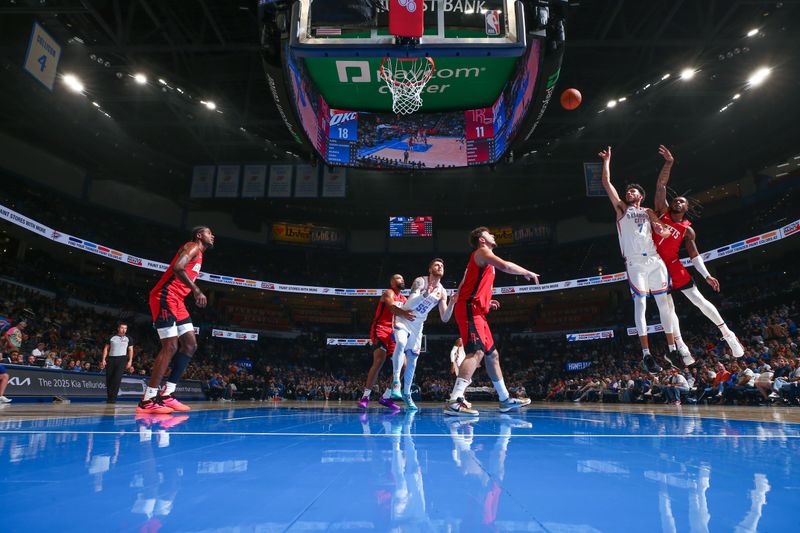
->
<box><xmin>653</xmin><ymin>145</ymin><xmax>745</xmax><ymax>363</ymax></box>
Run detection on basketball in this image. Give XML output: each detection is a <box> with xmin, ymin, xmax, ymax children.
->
<box><xmin>560</xmin><ymin>88</ymin><xmax>582</xmax><ymax>110</ymax></box>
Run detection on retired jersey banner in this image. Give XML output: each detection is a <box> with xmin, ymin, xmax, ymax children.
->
<box><xmin>327</xmin><ymin>338</ymin><xmax>370</xmax><ymax>346</ymax></box>
<box><xmin>322</xmin><ymin>167</ymin><xmax>347</xmax><ymax>197</ymax></box>
<box><xmin>566</xmin><ymin>330</ymin><xmax>614</xmax><ymax>342</ymax></box>
<box><xmin>191</xmin><ymin>165</ymin><xmax>215</xmax><ymax>198</ymax></box>
<box><xmin>212</xmin><ymin>329</ymin><xmax>259</xmax><ymax>341</ymax></box>
<box><xmin>268</xmin><ymin>165</ymin><xmax>293</xmax><ymax>197</ymax></box>
<box><xmin>627</xmin><ymin>324</ymin><xmax>664</xmax><ymax>336</ymax></box>
<box><xmin>584</xmin><ymin>162</ymin><xmax>605</xmax><ymax>197</ymax></box>
<box><xmin>215</xmin><ymin>165</ymin><xmax>241</xmax><ymax>198</ymax></box>
<box><xmin>294</xmin><ymin>164</ymin><xmax>319</xmax><ymax>198</ymax></box>
<box><xmin>241</xmin><ymin>165</ymin><xmax>267</xmax><ymax>198</ymax></box>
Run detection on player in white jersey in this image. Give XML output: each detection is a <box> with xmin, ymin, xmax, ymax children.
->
<box><xmin>384</xmin><ymin>258</ymin><xmax>456</xmax><ymax>410</ymax></box>
<box><xmin>599</xmin><ymin>146</ymin><xmax>678</xmax><ymax>374</ymax></box>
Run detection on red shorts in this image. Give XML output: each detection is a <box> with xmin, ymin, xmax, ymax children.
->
<box><xmin>666</xmin><ymin>259</ymin><xmax>694</xmax><ymax>291</ymax></box>
<box><xmin>148</xmin><ymin>291</ymin><xmax>191</xmax><ymax>330</ymax></box>
<box><xmin>370</xmin><ymin>325</ymin><xmax>396</xmax><ymax>354</ymax></box>
<box><xmin>455</xmin><ymin>303</ymin><xmax>495</xmax><ymax>355</ymax></box>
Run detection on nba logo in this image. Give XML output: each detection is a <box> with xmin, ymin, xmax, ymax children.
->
<box><xmin>485</xmin><ymin>10</ymin><xmax>501</xmax><ymax>36</ymax></box>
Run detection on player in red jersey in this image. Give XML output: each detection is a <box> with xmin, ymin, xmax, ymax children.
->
<box><xmin>444</xmin><ymin>227</ymin><xmax>539</xmax><ymax>417</ymax></box>
<box><xmin>653</xmin><ymin>145</ymin><xmax>744</xmax><ymax>363</ymax></box>
<box><xmin>138</xmin><ymin>226</ymin><xmax>215</xmax><ymax>414</ymax></box>
<box><xmin>359</xmin><ymin>274</ymin><xmax>414</xmax><ymax>410</ymax></box>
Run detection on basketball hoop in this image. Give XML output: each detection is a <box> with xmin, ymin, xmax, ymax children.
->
<box><xmin>379</xmin><ymin>56</ymin><xmax>435</xmax><ymax>115</ymax></box>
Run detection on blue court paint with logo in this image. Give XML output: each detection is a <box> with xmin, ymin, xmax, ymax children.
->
<box><xmin>2</xmin><ymin>406</ymin><xmax>798</xmax><ymax>531</ymax></box>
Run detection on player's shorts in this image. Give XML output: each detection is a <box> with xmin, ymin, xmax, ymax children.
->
<box><xmin>0</xmin><ymin>365</ymin><xmax>6</xmax><ymax>374</ymax></box>
<box><xmin>392</xmin><ymin>326</ymin><xmax>423</xmax><ymax>355</ymax></box>
<box><xmin>370</xmin><ymin>325</ymin><xmax>396</xmax><ymax>354</ymax></box>
<box><xmin>455</xmin><ymin>302</ymin><xmax>495</xmax><ymax>355</ymax></box>
<box><xmin>664</xmin><ymin>258</ymin><xmax>694</xmax><ymax>291</ymax></box>
<box><xmin>626</xmin><ymin>255</ymin><xmax>670</xmax><ymax>298</ymax></box>
<box><xmin>148</xmin><ymin>291</ymin><xmax>194</xmax><ymax>340</ymax></box>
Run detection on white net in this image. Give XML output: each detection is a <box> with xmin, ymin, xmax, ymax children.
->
<box><xmin>379</xmin><ymin>57</ymin><xmax>435</xmax><ymax>115</ymax></box>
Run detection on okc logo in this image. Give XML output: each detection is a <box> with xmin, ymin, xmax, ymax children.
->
<box><xmin>398</xmin><ymin>0</ymin><xmax>417</xmax><ymax>13</ymax></box>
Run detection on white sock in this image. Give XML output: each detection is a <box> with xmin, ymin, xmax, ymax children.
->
<box><xmin>719</xmin><ymin>324</ymin><xmax>732</xmax><ymax>337</ymax></box>
<box><xmin>642</xmin><ymin>348</ymin><xmax>651</xmax><ymax>357</ymax></box>
<box><xmin>143</xmin><ymin>387</ymin><xmax>159</xmax><ymax>401</ymax></box>
<box><xmin>362</xmin><ymin>388</ymin><xmax>371</xmax><ymax>399</ymax></box>
<box><xmin>382</xmin><ymin>388</ymin><xmax>392</xmax><ymax>399</ymax></box>
<box><xmin>493</xmin><ymin>379</ymin><xmax>510</xmax><ymax>402</ymax></box>
<box><xmin>450</xmin><ymin>378</ymin><xmax>471</xmax><ymax>401</ymax></box>
<box><xmin>403</xmin><ymin>353</ymin><xmax>419</xmax><ymax>396</ymax></box>
<box><xmin>668</xmin><ymin>344</ymin><xmax>676</xmax><ymax>352</ymax></box>
<box><xmin>162</xmin><ymin>382</ymin><xmax>176</xmax><ymax>396</ymax></box>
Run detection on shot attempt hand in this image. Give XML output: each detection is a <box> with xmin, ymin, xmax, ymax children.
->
<box><xmin>598</xmin><ymin>146</ymin><xmax>612</xmax><ymax>162</ymax></box>
<box><xmin>705</xmin><ymin>276</ymin><xmax>721</xmax><ymax>292</ymax></box>
<box><xmin>658</xmin><ymin>144</ymin><xmax>674</xmax><ymax>164</ymax></box>
<box><xmin>194</xmin><ymin>288</ymin><xmax>207</xmax><ymax>308</ymax></box>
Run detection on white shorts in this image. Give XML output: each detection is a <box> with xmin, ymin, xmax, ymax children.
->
<box><xmin>626</xmin><ymin>255</ymin><xmax>669</xmax><ymax>297</ymax></box>
<box><xmin>392</xmin><ymin>326</ymin><xmax>424</xmax><ymax>356</ymax></box>
<box><xmin>156</xmin><ymin>322</ymin><xmax>195</xmax><ymax>340</ymax></box>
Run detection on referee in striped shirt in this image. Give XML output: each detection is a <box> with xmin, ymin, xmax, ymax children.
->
<box><xmin>101</xmin><ymin>324</ymin><xmax>134</xmax><ymax>404</ymax></box>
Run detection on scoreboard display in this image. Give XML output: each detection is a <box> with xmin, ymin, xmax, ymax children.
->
<box><xmin>389</xmin><ymin>216</ymin><xmax>433</xmax><ymax>238</ymax></box>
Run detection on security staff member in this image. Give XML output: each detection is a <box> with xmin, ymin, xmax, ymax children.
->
<box><xmin>101</xmin><ymin>323</ymin><xmax>134</xmax><ymax>403</ymax></box>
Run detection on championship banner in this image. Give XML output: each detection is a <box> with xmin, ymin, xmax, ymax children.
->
<box><xmin>271</xmin><ymin>222</ymin><xmax>312</xmax><ymax>244</ymax></box>
<box><xmin>322</xmin><ymin>167</ymin><xmax>347</xmax><ymax>197</ymax></box>
<box><xmin>627</xmin><ymin>324</ymin><xmax>664</xmax><ymax>336</ymax></box>
<box><xmin>215</xmin><ymin>165</ymin><xmax>241</xmax><ymax>198</ymax></box>
<box><xmin>327</xmin><ymin>338</ymin><xmax>370</xmax><ymax>346</ymax></box>
<box><xmin>212</xmin><ymin>329</ymin><xmax>259</xmax><ymax>341</ymax></box>
<box><xmin>241</xmin><ymin>165</ymin><xmax>267</xmax><ymax>198</ymax></box>
<box><xmin>0</xmin><ymin>203</ymin><xmax>796</xmax><ymax>298</ymax></box>
<box><xmin>294</xmin><ymin>164</ymin><xmax>319</xmax><ymax>198</ymax></box>
<box><xmin>584</xmin><ymin>162</ymin><xmax>605</xmax><ymax>197</ymax></box>
<box><xmin>565</xmin><ymin>361</ymin><xmax>593</xmax><ymax>372</ymax></box>
<box><xmin>191</xmin><ymin>165</ymin><xmax>215</xmax><ymax>198</ymax></box>
<box><xmin>566</xmin><ymin>330</ymin><xmax>614</xmax><ymax>342</ymax></box>
<box><xmin>268</xmin><ymin>165</ymin><xmax>293</xmax><ymax>197</ymax></box>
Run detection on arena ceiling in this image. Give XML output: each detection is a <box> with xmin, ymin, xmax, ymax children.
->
<box><xmin>0</xmin><ymin>0</ymin><xmax>798</xmax><ymax>222</ymax></box>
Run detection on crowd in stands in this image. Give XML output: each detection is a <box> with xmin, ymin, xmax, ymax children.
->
<box><xmin>2</xmin><ymin>246</ymin><xmax>799</xmax><ymax>408</ymax></box>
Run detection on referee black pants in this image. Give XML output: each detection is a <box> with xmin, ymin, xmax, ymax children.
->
<box><xmin>105</xmin><ymin>357</ymin><xmax>127</xmax><ymax>403</ymax></box>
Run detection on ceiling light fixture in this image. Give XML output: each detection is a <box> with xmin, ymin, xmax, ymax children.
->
<box><xmin>133</xmin><ymin>73</ymin><xmax>147</xmax><ymax>84</ymax></box>
<box><xmin>747</xmin><ymin>66</ymin><xmax>771</xmax><ymax>87</ymax></box>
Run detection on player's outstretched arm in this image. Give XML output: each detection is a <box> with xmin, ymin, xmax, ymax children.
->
<box><xmin>599</xmin><ymin>146</ymin><xmax>624</xmax><ymax>217</ymax></box>
<box><xmin>440</xmin><ymin>291</ymin><xmax>457</xmax><ymax>322</ymax></box>
<box><xmin>654</xmin><ymin>145</ymin><xmax>674</xmax><ymax>215</ymax></box>
<box><xmin>477</xmin><ymin>248</ymin><xmax>540</xmax><ymax>284</ymax></box>
<box><xmin>383</xmin><ymin>288</ymin><xmax>415</xmax><ymax>320</ymax></box>
<box><xmin>646</xmin><ymin>208</ymin><xmax>671</xmax><ymax>239</ymax></box>
<box><xmin>173</xmin><ymin>242</ymin><xmax>206</xmax><ymax>308</ymax></box>
<box><xmin>684</xmin><ymin>227</ymin><xmax>720</xmax><ymax>292</ymax></box>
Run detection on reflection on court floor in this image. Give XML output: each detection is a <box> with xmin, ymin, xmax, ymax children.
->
<box><xmin>1</xmin><ymin>405</ymin><xmax>798</xmax><ymax>532</ymax></box>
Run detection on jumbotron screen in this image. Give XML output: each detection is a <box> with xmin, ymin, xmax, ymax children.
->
<box><xmin>285</xmin><ymin>40</ymin><xmax>541</xmax><ymax>169</ymax></box>
<box><xmin>389</xmin><ymin>216</ymin><xmax>433</xmax><ymax>238</ymax></box>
